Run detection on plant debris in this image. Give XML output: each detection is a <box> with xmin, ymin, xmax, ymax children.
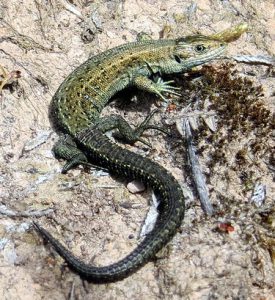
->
<box><xmin>231</xmin><ymin>55</ymin><xmax>275</xmax><ymax>66</ymax></box>
<box><xmin>177</xmin><ymin>118</ymin><xmax>214</xmax><ymax>216</ymax></box>
<box><xmin>210</xmin><ymin>23</ymin><xmax>248</xmax><ymax>42</ymax></box>
<box><xmin>0</xmin><ymin>65</ymin><xmax>21</xmax><ymax>94</ymax></box>
<box><xmin>250</xmin><ymin>182</ymin><xmax>266</xmax><ymax>207</ymax></box>
<box><xmin>183</xmin><ymin>63</ymin><xmax>273</xmax><ymax>175</ymax></box>
<box><xmin>0</xmin><ymin>204</ymin><xmax>54</xmax><ymax>218</ymax></box>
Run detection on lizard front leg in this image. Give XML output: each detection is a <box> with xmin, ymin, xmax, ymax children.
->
<box><xmin>132</xmin><ymin>75</ymin><xmax>181</xmax><ymax>102</ymax></box>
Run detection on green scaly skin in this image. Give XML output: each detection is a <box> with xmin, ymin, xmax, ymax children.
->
<box><xmin>34</xmin><ymin>35</ymin><xmax>226</xmax><ymax>282</ymax></box>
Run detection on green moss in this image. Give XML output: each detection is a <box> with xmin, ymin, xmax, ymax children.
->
<box><xmin>176</xmin><ymin>63</ymin><xmax>273</xmax><ymax>192</ymax></box>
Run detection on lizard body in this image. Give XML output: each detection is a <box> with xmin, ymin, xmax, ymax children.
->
<box><xmin>34</xmin><ymin>35</ymin><xmax>226</xmax><ymax>282</ymax></box>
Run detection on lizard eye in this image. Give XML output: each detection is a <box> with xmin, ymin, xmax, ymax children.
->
<box><xmin>195</xmin><ymin>44</ymin><xmax>206</xmax><ymax>53</ymax></box>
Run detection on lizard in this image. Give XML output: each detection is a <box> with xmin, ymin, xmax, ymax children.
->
<box><xmin>33</xmin><ymin>28</ymin><xmax>236</xmax><ymax>282</ymax></box>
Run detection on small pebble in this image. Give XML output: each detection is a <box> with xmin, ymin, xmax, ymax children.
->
<box><xmin>127</xmin><ymin>180</ymin><xmax>146</xmax><ymax>193</ymax></box>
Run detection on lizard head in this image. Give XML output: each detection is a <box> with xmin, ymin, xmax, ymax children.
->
<box><xmin>173</xmin><ymin>35</ymin><xmax>227</xmax><ymax>69</ymax></box>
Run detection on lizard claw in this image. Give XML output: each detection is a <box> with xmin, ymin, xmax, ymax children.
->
<box><xmin>154</xmin><ymin>78</ymin><xmax>181</xmax><ymax>99</ymax></box>
<box><xmin>137</xmin><ymin>137</ymin><xmax>152</xmax><ymax>148</ymax></box>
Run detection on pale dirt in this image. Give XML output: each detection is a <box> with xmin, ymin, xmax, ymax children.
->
<box><xmin>0</xmin><ymin>1</ymin><xmax>274</xmax><ymax>300</ymax></box>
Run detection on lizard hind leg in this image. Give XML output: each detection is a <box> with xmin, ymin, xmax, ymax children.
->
<box><xmin>87</xmin><ymin>110</ymin><xmax>168</xmax><ymax>148</ymax></box>
<box><xmin>53</xmin><ymin>135</ymin><xmax>91</xmax><ymax>173</ymax></box>
<box><xmin>131</xmin><ymin>109</ymin><xmax>169</xmax><ymax>147</ymax></box>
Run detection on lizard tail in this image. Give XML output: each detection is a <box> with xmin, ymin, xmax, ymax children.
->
<box><xmin>34</xmin><ymin>130</ymin><xmax>185</xmax><ymax>282</ymax></box>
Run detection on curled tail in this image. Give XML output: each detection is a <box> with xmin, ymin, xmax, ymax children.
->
<box><xmin>34</xmin><ymin>129</ymin><xmax>185</xmax><ymax>282</ymax></box>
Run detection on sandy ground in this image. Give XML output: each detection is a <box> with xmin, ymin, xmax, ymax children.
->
<box><xmin>0</xmin><ymin>0</ymin><xmax>274</xmax><ymax>299</ymax></box>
